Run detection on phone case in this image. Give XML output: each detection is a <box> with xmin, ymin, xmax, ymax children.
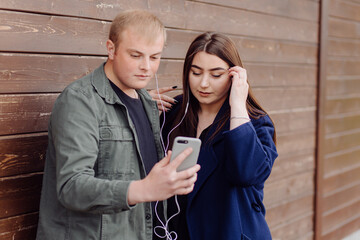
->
<box><xmin>170</xmin><ymin>136</ymin><xmax>201</xmax><ymax>172</ymax></box>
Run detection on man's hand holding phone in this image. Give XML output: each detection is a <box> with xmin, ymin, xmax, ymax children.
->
<box><xmin>127</xmin><ymin>137</ymin><xmax>201</xmax><ymax>205</ymax></box>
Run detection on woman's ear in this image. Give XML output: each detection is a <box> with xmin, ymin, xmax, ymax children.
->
<box><xmin>106</xmin><ymin>40</ymin><xmax>115</xmax><ymax>60</ymax></box>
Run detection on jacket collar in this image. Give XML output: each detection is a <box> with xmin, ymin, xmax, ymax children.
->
<box><xmin>90</xmin><ymin>62</ymin><xmax>152</xmax><ymax>105</ymax></box>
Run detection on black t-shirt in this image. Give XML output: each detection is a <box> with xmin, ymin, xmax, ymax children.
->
<box><xmin>109</xmin><ymin>81</ymin><xmax>158</xmax><ymax>174</ymax></box>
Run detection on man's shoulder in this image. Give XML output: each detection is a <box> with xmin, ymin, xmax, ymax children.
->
<box><xmin>64</xmin><ymin>63</ymin><xmax>105</xmax><ymax>97</ymax></box>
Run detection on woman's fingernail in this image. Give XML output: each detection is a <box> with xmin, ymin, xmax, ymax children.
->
<box><xmin>172</xmin><ymin>86</ymin><xmax>178</xmax><ymax>89</ymax></box>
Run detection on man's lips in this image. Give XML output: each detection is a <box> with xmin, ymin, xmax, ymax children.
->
<box><xmin>135</xmin><ymin>74</ymin><xmax>150</xmax><ymax>79</ymax></box>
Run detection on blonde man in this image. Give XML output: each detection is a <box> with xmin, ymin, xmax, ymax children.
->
<box><xmin>36</xmin><ymin>10</ymin><xmax>200</xmax><ymax>240</ymax></box>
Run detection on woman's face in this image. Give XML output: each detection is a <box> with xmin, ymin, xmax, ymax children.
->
<box><xmin>189</xmin><ymin>51</ymin><xmax>231</xmax><ymax>109</ymax></box>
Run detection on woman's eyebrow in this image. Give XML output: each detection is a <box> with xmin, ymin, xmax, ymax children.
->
<box><xmin>191</xmin><ymin>65</ymin><xmax>226</xmax><ymax>71</ymax></box>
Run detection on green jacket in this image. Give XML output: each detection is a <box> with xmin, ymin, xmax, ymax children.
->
<box><xmin>36</xmin><ymin>63</ymin><xmax>164</xmax><ymax>240</ymax></box>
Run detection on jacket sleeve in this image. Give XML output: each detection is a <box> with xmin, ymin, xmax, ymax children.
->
<box><xmin>222</xmin><ymin>115</ymin><xmax>278</xmax><ymax>187</ymax></box>
<box><xmin>51</xmin><ymin>87</ymin><xmax>134</xmax><ymax>214</ymax></box>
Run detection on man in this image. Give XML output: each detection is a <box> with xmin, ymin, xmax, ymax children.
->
<box><xmin>36</xmin><ymin>10</ymin><xmax>200</xmax><ymax>240</ymax></box>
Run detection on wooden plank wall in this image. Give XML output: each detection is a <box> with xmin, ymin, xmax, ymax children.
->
<box><xmin>0</xmin><ymin>1</ymin><xmax>320</xmax><ymax>239</ymax></box>
<box><xmin>316</xmin><ymin>0</ymin><xmax>360</xmax><ymax>239</ymax></box>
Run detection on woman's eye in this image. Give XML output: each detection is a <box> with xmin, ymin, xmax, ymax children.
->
<box><xmin>212</xmin><ymin>74</ymin><xmax>222</xmax><ymax>78</ymax></box>
<box><xmin>192</xmin><ymin>71</ymin><xmax>201</xmax><ymax>76</ymax></box>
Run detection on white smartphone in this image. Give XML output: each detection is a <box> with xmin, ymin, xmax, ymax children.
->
<box><xmin>170</xmin><ymin>136</ymin><xmax>201</xmax><ymax>172</ymax></box>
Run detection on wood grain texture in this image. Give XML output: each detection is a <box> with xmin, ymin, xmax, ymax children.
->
<box><xmin>0</xmin><ymin>94</ymin><xmax>58</xmax><ymax>135</ymax></box>
<box><xmin>322</xmin><ymin>217</ymin><xmax>360</xmax><ymax>240</ymax></box>
<box><xmin>0</xmin><ymin>173</ymin><xmax>43</xmax><ymax>218</ymax></box>
<box><xmin>324</xmin><ymin>147</ymin><xmax>360</xmax><ymax>177</ymax></box>
<box><xmin>183</xmin><ymin>1</ymin><xmax>318</xmax><ymax>43</ymax></box>
<box><xmin>266</xmin><ymin>194</ymin><xmax>314</xmax><ymax>228</ymax></box>
<box><xmin>0</xmin><ymin>134</ymin><xmax>47</xmax><ymax>178</ymax></box>
<box><xmin>322</xmin><ymin>200</ymin><xmax>360</xmax><ymax>236</ymax></box>
<box><xmin>264</xmin><ymin>171</ymin><xmax>314</xmax><ymax>207</ymax></box>
<box><xmin>193</xmin><ymin>0</ymin><xmax>319</xmax><ymax>21</ymax></box>
<box><xmin>270</xmin><ymin>212</ymin><xmax>314</xmax><ymax>240</ymax></box>
<box><xmin>322</xmin><ymin>166</ymin><xmax>360</xmax><ymax>195</ymax></box>
<box><xmin>0</xmin><ymin>212</ymin><xmax>38</xmax><ymax>240</ymax></box>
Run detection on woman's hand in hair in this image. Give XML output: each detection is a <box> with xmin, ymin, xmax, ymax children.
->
<box><xmin>228</xmin><ymin>66</ymin><xmax>249</xmax><ymax>110</ymax></box>
<box><xmin>148</xmin><ymin>86</ymin><xmax>178</xmax><ymax>115</ymax></box>
<box><xmin>228</xmin><ymin>66</ymin><xmax>250</xmax><ymax>129</ymax></box>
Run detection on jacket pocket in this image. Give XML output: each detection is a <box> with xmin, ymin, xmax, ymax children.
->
<box><xmin>98</xmin><ymin>125</ymin><xmax>137</xmax><ymax>179</ymax></box>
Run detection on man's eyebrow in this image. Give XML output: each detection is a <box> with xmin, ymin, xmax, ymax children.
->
<box><xmin>127</xmin><ymin>49</ymin><xmax>162</xmax><ymax>56</ymax></box>
<box><xmin>191</xmin><ymin>65</ymin><xmax>226</xmax><ymax>71</ymax></box>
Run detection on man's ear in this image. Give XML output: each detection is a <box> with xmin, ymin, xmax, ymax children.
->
<box><xmin>106</xmin><ymin>40</ymin><xmax>115</xmax><ymax>60</ymax></box>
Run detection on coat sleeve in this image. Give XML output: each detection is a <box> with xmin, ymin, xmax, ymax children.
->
<box><xmin>51</xmin><ymin>87</ymin><xmax>134</xmax><ymax>213</ymax></box>
<box><xmin>222</xmin><ymin>115</ymin><xmax>278</xmax><ymax>187</ymax></box>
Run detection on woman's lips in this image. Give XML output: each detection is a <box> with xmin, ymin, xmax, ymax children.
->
<box><xmin>198</xmin><ymin>91</ymin><xmax>211</xmax><ymax>97</ymax></box>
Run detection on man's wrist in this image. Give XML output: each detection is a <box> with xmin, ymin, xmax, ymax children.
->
<box><xmin>127</xmin><ymin>179</ymin><xmax>149</xmax><ymax>205</ymax></box>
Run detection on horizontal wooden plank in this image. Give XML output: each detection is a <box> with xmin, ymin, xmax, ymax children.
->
<box><xmin>276</xmin><ymin>129</ymin><xmax>316</xmax><ymax>156</ymax></box>
<box><xmin>0</xmin><ymin>212</ymin><xmax>38</xmax><ymax>240</ymax></box>
<box><xmin>0</xmin><ymin>54</ymin><xmax>105</xmax><ymax>93</ymax></box>
<box><xmin>266</xmin><ymin>194</ymin><xmax>314</xmax><ymax>229</ymax></box>
<box><xmin>328</xmin><ymin>39</ymin><xmax>360</xmax><ymax>57</ymax></box>
<box><xmin>270</xmin><ymin>108</ymin><xmax>316</xmax><ymax>134</ymax></box>
<box><xmin>324</xmin><ymin>146</ymin><xmax>360</xmax><ymax>177</ymax></box>
<box><xmin>325</xmin><ymin>96</ymin><xmax>360</xmax><ymax>116</ymax></box>
<box><xmin>194</xmin><ymin>0</ymin><xmax>319</xmax><ymax>21</ymax></box>
<box><xmin>323</xmin><ymin>166</ymin><xmax>360</xmax><ymax>195</ymax></box>
<box><xmin>253</xmin><ymin>87</ymin><xmax>317</xmax><ymax>112</ymax></box>
<box><xmin>0</xmin><ymin>52</ymin><xmax>317</xmax><ymax>94</ymax></box>
<box><xmin>322</xmin><ymin>183</ymin><xmax>360</xmax><ymax>213</ymax></box>
<box><xmin>264</xmin><ymin>171</ymin><xmax>314</xmax><ymax>207</ymax></box>
<box><xmin>0</xmin><ymin>0</ymin><xmax>187</xmax><ymax>29</ymax></box>
<box><xmin>329</xmin><ymin>0</ymin><xmax>360</xmax><ymax>22</ymax></box>
<box><xmin>329</xmin><ymin>18</ymin><xmax>360</xmax><ymax>39</ymax></box>
<box><xmin>164</xmin><ymin>29</ymin><xmax>318</xmax><ymax>63</ymax></box>
<box><xmin>0</xmin><ymin>10</ymin><xmax>109</xmax><ymax>55</ymax></box>
<box><xmin>324</xmin><ymin>130</ymin><xmax>360</xmax><ymax>155</ymax></box>
<box><xmin>0</xmin><ymin>134</ymin><xmax>47</xmax><ymax>177</ymax></box>
<box><xmin>184</xmin><ymin>1</ymin><xmax>318</xmax><ymax>43</ymax></box>
<box><xmin>327</xmin><ymin>58</ymin><xmax>360</xmax><ymax>76</ymax></box>
<box><xmin>325</xmin><ymin>113</ymin><xmax>360</xmax><ymax>134</ymax></box>
<box><xmin>326</xmin><ymin>78</ymin><xmax>360</xmax><ymax>97</ymax></box>
<box><xmin>322</xmin><ymin>216</ymin><xmax>360</xmax><ymax>240</ymax></box>
<box><xmin>0</xmin><ymin>94</ymin><xmax>57</xmax><ymax>136</ymax></box>
<box><xmin>322</xmin><ymin>199</ymin><xmax>360</xmax><ymax>237</ymax></box>
<box><xmin>267</xmin><ymin>150</ymin><xmax>315</xmax><ymax>183</ymax></box>
<box><xmin>246</xmin><ymin>64</ymin><xmax>317</xmax><ymax>87</ymax></box>
<box><xmin>0</xmin><ymin>173</ymin><xmax>43</xmax><ymax>218</ymax></box>
<box><xmin>270</xmin><ymin>212</ymin><xmax>314</xmax><ymax>240</ymax></box>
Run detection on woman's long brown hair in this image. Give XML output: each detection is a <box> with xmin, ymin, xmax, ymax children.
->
<box><xmin>167</xmin><ymin>32</ymin><xmax>276</xmax><ymax>148</ymax></box>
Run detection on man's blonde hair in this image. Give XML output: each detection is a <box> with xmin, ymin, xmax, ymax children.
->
<box><xmin>109</xmin><ymin>9</ymin><xmax>166</xmax><ymax>49</ymax></box>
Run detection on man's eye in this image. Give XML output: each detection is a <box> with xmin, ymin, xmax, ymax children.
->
<box><xmin>131</xmin><ymin>54</ymin><xmax>140</xmax><ymax>58</ymax></box>
<box><xmin>151</xmin><ymin>56</ymin><xmax>160</xmax><ymax>60</ymax></box>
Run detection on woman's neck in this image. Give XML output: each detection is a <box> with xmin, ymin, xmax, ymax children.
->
<box><xmin>196</xmin><ymin>104</ymin><xmax>222</xmax><ymax>138</ymax></box>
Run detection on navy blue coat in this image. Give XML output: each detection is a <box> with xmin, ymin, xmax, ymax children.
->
<box><xmin>163</xmin><ymin>96</ymin><xmax>278</xmax><ymax>240</ymax></box>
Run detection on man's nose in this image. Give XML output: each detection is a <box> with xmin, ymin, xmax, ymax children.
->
<box><xmin>140</xmin><ymin>57</ymin><xmax>150</xmax><ymax>71</ymax></box>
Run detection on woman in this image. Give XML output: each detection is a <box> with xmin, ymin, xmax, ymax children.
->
<box><xmin>160</xmin><ymin>32</ymin><xmax>278</xmax><ymax>240</ymax></box>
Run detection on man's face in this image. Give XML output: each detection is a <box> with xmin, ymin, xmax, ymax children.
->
<box><xmin>107</xmin><ymin>28</ymin><xmax>164</xmax><ymax>96</ymax></box>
